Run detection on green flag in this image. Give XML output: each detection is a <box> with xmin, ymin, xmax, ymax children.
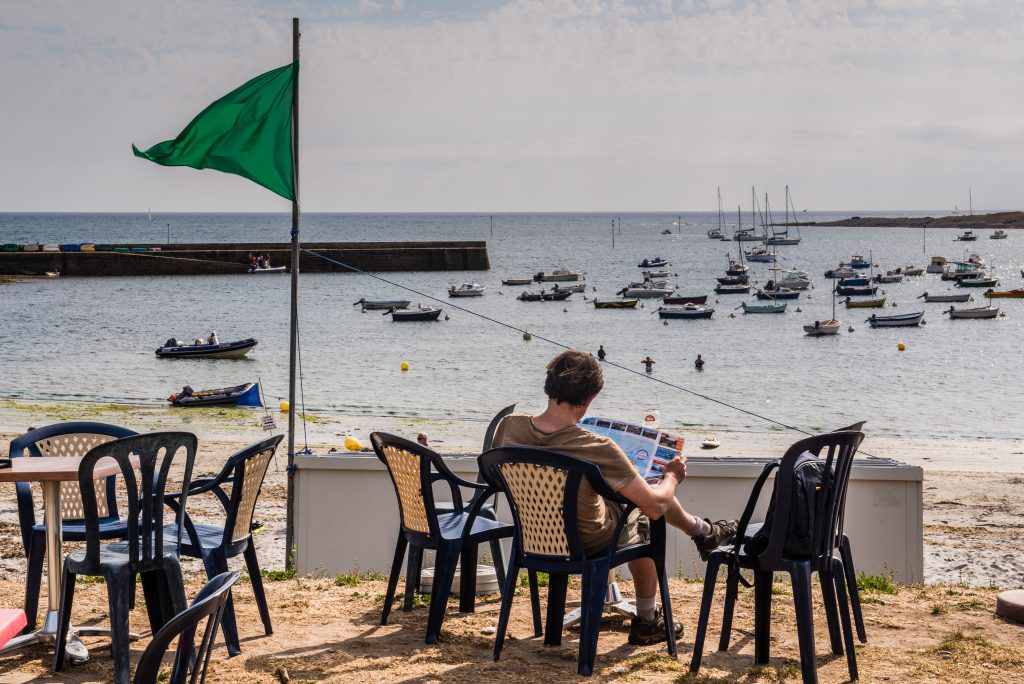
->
<box><xmin>133</xmin><ymin>62</ymin><xmax>296</xmax><ymax>201</ymax></box>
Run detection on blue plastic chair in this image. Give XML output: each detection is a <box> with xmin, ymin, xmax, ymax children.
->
<box><xmin>480</xmin><ymin>446</ymin><xmax>676</xmax><ymax>677</ymax></box>
<box><xmin>9</xmin><ymin>422</ymin><xmax>137</xmax><ymax>632</ymax></box>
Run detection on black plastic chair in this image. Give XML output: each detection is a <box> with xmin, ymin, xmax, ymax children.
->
<box><xmin>54</xmin><ymin>431</ymin><xmax>198</xmax><ymax>684</ymax></box>
<box><xmin>480</xmin><ymin>446</ymin><xmax>677</xmax><ymax>677</ymax></box>
<box><xmin>133</xmin><ymin>571</ymin><xmax>240</xmax><ymax>684</ymax></box>
<box><xmin>163</xmin><ymin>434</ymin><xmax>282</xmax><ymax>657</ymax></box>
<box><xmin>9</xmin><ymin>421</ymin><xmax>138</xmax><ymax>632</ymax></box>
<box><xmin>690</xmin><ymin>430</ymin><xmax>865</xmax><ymax>684</ymax></box>
<box><xmin>370</xmin><ymin>432</ymin><xmax>540</xmax><ymax>644</ymax></box>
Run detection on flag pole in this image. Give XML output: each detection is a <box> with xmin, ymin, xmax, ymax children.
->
<box><xmin>285</xmin><ymin>16</ymin><xmax>300</xmax><ymax>571</ymax></box>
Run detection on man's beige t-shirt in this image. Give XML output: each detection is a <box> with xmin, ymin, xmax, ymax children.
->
<box><xmin>492</xmin><ymin>414</ymin><xmax>639</xmax><ymax>553</ymax></box>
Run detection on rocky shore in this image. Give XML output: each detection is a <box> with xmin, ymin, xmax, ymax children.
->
<box><xmin>774</xmin><ymin>210</ymin><xmax>1024</xmax><ymax>229</ymax></box>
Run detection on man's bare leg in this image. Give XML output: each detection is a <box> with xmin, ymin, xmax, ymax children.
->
<box><xmin>663</xmin><ymin>496</ymin><xmax>711</xmax><ymax>537</ymax></box>
<box><xmin>628</xmin><ymin>558</ymin><xmax>658</xmax><ymax>621</ymax></box>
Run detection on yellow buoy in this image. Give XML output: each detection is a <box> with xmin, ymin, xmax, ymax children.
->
<box><xmin>401</xmin><ymin>361</ymin><xmax>410</xmax><ymax>371</ymax></box>
<box><xmin>898</xmin><ymin>343</ymin><xmax>906</xmax><ymax>351</ymax></box>
<box><xmin>344</xmin><ymin>436</ymin><xmax>364</xmax><ymax>451</ymax></box>
<box><xmin>279</xmin><ymin>401</ymin><xmax>290</xmax><ymax>412</ymax></box>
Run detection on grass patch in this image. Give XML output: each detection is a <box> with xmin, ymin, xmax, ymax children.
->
<box><xmin>930</xmin><ymin>603</ymin><xmax>947</xmax><ymax>615</ymax></box>
<box><xmin>857</xmin><ymin>571</ymin><xmax>898</xmax><ymax>594</ymax></box>
<box><xmin>334</xmin><ymin>571</ymin><xmax>387</xmax><ymax>587</ymax></box>
<box><xmin>930</xmin><ymin>629</ymin><xmax>1024</xmax><ymax>667</ymax></box>
<box><xmin>675</xmin><ymin>672</ymin><xmax>733</xmax><ymax>683</ymax></box>
<box><xmin>620</xmin><ymin>652</ymin><xmax>682</xmax><ymax>674</ymax></box>
<box><xmin>261</xmin><ymin>567</ymin><xmax>297</xmax><ymax>582</ymax></box>
<box><xmin>385</xmin><ymin>592</ymin><xmax>429</xmax><ymax>608</ymax></box>
<box><xmin>957</xmin><ymin>599</ymin><xmax>987</xmax><ymax>611</ymax></box>
<box><xmin>519</xmin><ymin>571</ymin><xmax>549</xmax><ymax>588</ymax></box>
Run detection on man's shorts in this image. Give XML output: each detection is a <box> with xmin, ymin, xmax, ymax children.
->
<box><xmin>583</xmin><ymin>505</ymin><xmax>650</xmax><ymax>556</ymax></box>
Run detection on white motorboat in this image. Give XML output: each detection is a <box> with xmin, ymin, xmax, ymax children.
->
<box><xmin>955</xmin><ymin>229</ymin><xmax>978</xmax><ymax>241</ymax></box>
<box><xmin>926</xmin><ymin>256</ymin><xmax>947</xmax><ymax>274</ymax></box>
<box><xmin>642</xmin><ymin>270</ymin><xmax>671</xmax><ymax>279</ymax></box>
<box><xmin>990</xmin><ymin>229</ymin><xmax>1008</xmax><ymax>240</ymax></box>
<box><xmin>779</xmin><ymin>269</ymin><xmax>812</xmax><ymax>290</ymax></box>
<box><xmin>803</xmin><ymin>319</ymin><xmax>841</xmax><ymax>336</ymax></box>
<box><xmin>945</xmin><ymin>305</ymin><xmax>999</xmax><ymax>319</ymax></box>
<box><xmin>902</xmin><ymin>265</ymin><xmax>925</xmax><ymax>276</ymax></box>
<box><xmin>917</xmin><ymin>292</ymin><xmax>971</xmax><ymax>303</ymax></box>
<box><xmin>745</xmin><ymin>246</ymin><xmax>775</xmax><ymax>263</ymax></box>
<box><xmin>552</xmin><ymin>282</ymin><xmax>586</xmax><ymax>294</ymax></box>
<box><xmin>534</xmin><ymin>270</ymin><xmax>585</xmax><ymax>282</ymax></box>
<box><xmin>700</xmin><ymin>436</ymin><xmax>721</xmax><ymax>449</ymax></box>
<box><xmin>873</xmin><ymin>272</ymin><xmax>904</xmax><ymax>284</ymax></box>
<box><xmin>620</xmin><ymin>285</ymin><xmax>674</xmax><ymax>299</ymax></box>
<box><xmin>448</xmin><ymin>282</ymin><xmax>485</xmax><ymax>297</ymax></box>
<box><xmin>501</xmin><ymin>277</ymin><xmax>533</xmax><ymax>286</ymax></box>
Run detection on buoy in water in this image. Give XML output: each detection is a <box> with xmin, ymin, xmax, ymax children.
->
<box><xmin>280</xmin><ymin>401</ymin><xmax>290</xmax><ymax>412</ymax></box>
<box><xmin>523</xmin><ymin>331</ymin><xmax>532</xmax><ymax>341</ymax></box>
<box><xmin>344</xmin><ymin>436</ymin><xmax>364</xmax><ymax>451</ymax></box>
<box><xmin>898</xmin><ymin>343</ymin><xmax>906</xmax><ymax>351</ymax></box>
<box><xmin>848</xmin><ymin>326</ymin><xmax>855</xmax><ymax>333</ymax></box>
<box><xmin>401</xmin><ymin>361</ymin><xmax>410</xmax><ymax>371</ymax></box>
<box><xmin>663</xmin><ymin>320</ymin><xmax>668</xmax><ymax>325</ymax></box>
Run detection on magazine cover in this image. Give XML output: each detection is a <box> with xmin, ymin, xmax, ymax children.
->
<box><xmin>578</xmin><ymin>416</ymin><xmax>685</xmax><ymax>482</ymax></box>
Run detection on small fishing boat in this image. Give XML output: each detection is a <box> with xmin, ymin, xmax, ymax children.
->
<box><xmin>838</xmin><ymin>276</ymin><xmax>870</xmax><ymax>287</ymax></box>
<box><xmin>552</xmin><ymin>282</ymin><xmax>586</xmax><ymax>294</ymax></box>
<box><xmin>874</xmin><ymin>271</ymin><xmax>904</xmax><ymax>284</ymax></box>
<box><xmin>628</xmin><ymin>279</ymin><xmax>671</xmax><ymax>290</ymax></box>
<box><xmin>156</xmin><ymin>338</ymin><xmax>258</xmax><ymax>359</ymax></box>
<box><xmin>542</xmin><ymin>290</ymin><xmax>573</xmax><ymax>301</ymax></box>
<box><xmin>956</xmin><ymin>275</ymin><xmax>998</xmax><ymax>288</ymax></box>
<box><xmin>726</xmin><ymin>259</ymin><xmax>749</xmax><ymax>277</ymax></box>
<box><xmin>354</xmin><ymin>298</ymin><xmax>411</xmax><ymax>310</ymax></box>
<box><xmin>804</xmin><ymin>319</ymin><xmax>841</xmax><ymax>336</ymax></box>
<box><xmin>836</xmin><ymin>284</ymin><xmax>878</xmax><ymax>296</ymax></box>
<box><xmin>926</xmin><ymin>256</ymin><xmax>948</xmax><ymax>274</ymax></box>
<box><xmin>501</xmin><ymin>278</ymin><xmax>533</xmax><ymax>286</ymax></box>
<box><xmin>389</xmin><ymin>305</ymin><xmax>443</xmax><ymax>321</ymax></box>
<box><xmin>825</xmin><ymin>265</ymin><xmax>858</xmax><ymax>279</ymax></box>
<box><xmin>517</xmin><ymin>291</ymin><xmax>543</xmax><ymax>302</ymax></box>
<box><xmin>715</xmin><ymin>283</ymin><xmax>751</xmax><ymax>295</ymax></box>
<box><xmin>663</xmin><ymin>294</ymin><xmax>708</xmax><ymax>305</ymax></box>
<box><xmin>990</xmin><ymin>229</ymin><xmax>1008</xmax><ymax>240</ymax></box>
<box><xmin>756</xmin><ymin>287</ymin><xmax>800</xmax><ymax>300</ymax></box>
<box><xmin>534</xmin><ymin>270</ymin><xmax>585</xmax><ymax>282</ymax></box>
<box><xmin>844</xmin><ymin>296</ymin><xmax>886</xmax><ymax>308</ymax></box>
<box><xmin>700</xmin><ymin>436</ymin><xmax>721</xmax><ymax>449</ymax></box>
<box><xmin>594</xmin><ymin>299</ymin><xmax>638</xmax><ymax>309</ymax></box>
<box><xmin>866</xmin><ymin>311</ymin><xmax>924</xmax><ymax>328</ymax></box>
<box><xmin>716</xmin><ymin>274</ymin><xmax>749</xmax><ymax>286</ymax></box>
<box><xmin>955</xmin><ymin>229</ymin><xmax>978</xmax><ymax>241</ymax></box>
<box><xmin>619</xmin><ymin>285</ymin><xmax>674</xmax><ymax>299</ymax></box>
<box><xmin>448</xmin><ymin>282</ymin><xmax>485</xmax><ymax>297</ymax></box>
<box><xmin>945</xmin><ymin>305</ymin><xmax>999</xmax><ymax>319</ymax></box>
<box><xmin>642</xmin><ymin>270</ymin><xmax>671</xmax><ymax>279</ymax></box>
<box><xmin>985</xmin><ymin>288</ymin><xmax>1024</xmax><ymax>299</ymax></box>
<box><xmin>745</xmin><ymin>246</ymin><xmax>775</xmax><ymax>263</ymax></box>
<box><xmin>902</xmin><ymin>265</ymin><xmax>925</xmax><ymax>276</ymax></box>
<box><xmin>169</xmin><ymin>382</ymin><xmax>262</xmax><ymax>407</ymax></box>
<box><xmin>707</xmin><ymin>227</ymin><xmax>724</xmax><ymax>239</ymax></box>
<box><xmin>657</xmin><ymin>304</ymin><xmax>714</xmax><ymax>319</ymax></box>
<box><xmin>850</xmin><ymin>255</ymin><xmax>871</xmax><ymax>269</ymax></box>
<box><xmin>741</xmin><ymin>301</ymin><xmax>787</xmax><ymax>314</ymax></box>
<box><xmin>248</xmin><ymin>265</ymin><xmax>287</xmax><ymax>274</ymax></box>
<box><xmin>637</xmin><ymin>257</ymin><xmax>669</xmax><ymax>268</ymax></box>
<box><xmin>918</xmin><ymin>292</ymin><xmax>971</xmax><ymax>303</ymax></box>
<box><xmin>778</xmin><ymin>270</ymin><xmax>812</xmax><ymax>290</ymax></box>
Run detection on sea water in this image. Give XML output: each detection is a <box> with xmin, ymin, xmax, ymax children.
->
<box><xmin>0</xmin><ymin>211</ymin><xmax>1021</xmax><ymax>442</ymax></box>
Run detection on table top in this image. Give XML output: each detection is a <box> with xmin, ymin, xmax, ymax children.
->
<box><xmin>0</xmin><ymin>456</ymin><xmax>126</xmax><ymax>483</ymax></box>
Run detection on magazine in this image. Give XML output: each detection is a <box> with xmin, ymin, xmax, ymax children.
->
<box><xmin>578</xmin><ymin>416</ymin><xmax>685</xmax><ymax>482</ymax></box>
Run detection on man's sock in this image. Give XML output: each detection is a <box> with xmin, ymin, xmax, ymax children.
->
<box><xmin>689</xmin><ymin>517</ymin><xmax>712</xmax><ymax>538</ymax></box>
<box><xmin>636</xmin><ymin>596</ymin><xmax>657</xmax><ymax>621</ymax></box>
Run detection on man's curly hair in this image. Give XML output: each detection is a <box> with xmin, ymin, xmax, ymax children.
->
<box><xmin>544</xmin><ymin>350</ymin><xmax>603</xmax><ymax>407</ymax></box>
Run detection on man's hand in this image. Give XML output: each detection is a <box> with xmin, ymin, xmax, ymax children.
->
<box><xmin>662</xmin><ymin>456</ymin><xmax>687</xmax><ymax>482</ymax></box>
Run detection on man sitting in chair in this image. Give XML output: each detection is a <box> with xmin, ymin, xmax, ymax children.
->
<box><xmin>492</xmin><ymin>349</ymin><xmax>737</xmax><ymax>645</ymax></box>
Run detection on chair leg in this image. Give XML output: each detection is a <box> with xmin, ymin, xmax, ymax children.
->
<box><xmin>51</xmin><ymin>567</ymin><xmax>76</xmax><ymax>673</ymax></box>
<box><xmin>105</xmin><ymin>572</ymin><xmax>134</xmax><ymax>684</ymax></box>
<box><xmin>382</xmin><ymin>534</ymin><xmax>407</xmax><ymax>625</ymax></box>
<box><xmin>489</xmin><ymin>539</ymin><xmax>507</xmax><ymax>589</ymax></box>
<box><xmin>718</xmin><ymin>563</ymin><xmax>740</xmax><ymax>652</ymax></box>
<box><xmin>831</xmin><ymin>558</ymin><xmax>859</xmax><ymax>681</ymax></box>
<box><xmin>404</xmin><ymin>544</ymin><xmax>423</xmax><ymax>612</ymax></box>
<box><xmin>493</xmin><ymin>555</ymin><xmax>519</xmax><ymax>661</ymax></box>
<box><xmin>578</xmin><ymin>558</ymin><xmax>611</xmax><ymax>677</ymax></box>
<box><xmin>790</xmin><ymin>563</ymin><xmax>818</xmax><ymax>684</ymax></box>
<box><xmin>753</xmin><ymin>570</ymin><xmax>774</xmax><ymax>665</ymax></box>
<box><xmin>528</xmin><ymin>570</ymin><xmax>543</xmax><ymax>637</ymax></box>
<box><xmin>841</xmin><ymin>535</ymin><xmax>867</xmax><ymax>643</ymax></box>
<box><xmin>544</xmin><ymin>572</ymin><xmax>569</xmax><ymax>646</ymax></box>
<box><xmin>139</xmin><ymin>570</ymin><xmax>166</xmax><ymax>635</ymax></box>
<box><xmin>656</xmin><ymin>555</ymin><xmax>677</xmax><ymax>657</ymax></box>
<box><xmin>459</xmin><ymin>543</ymin><xmax>478</xmax><ymax>613</ymax></box>
<box><xmin>425</xmin><ymin>541</ymin><xmax>460</xmax><ymax>644</ymax></box>
<box><xmin>819</xmin><ymin>566</ymin><xmax>844</xmax><ymax>655</ymax></box>
<box><xmin>690</xmin><ymin>556</ymin><xmax>722</xmax><ymax>673</ymax></box>
<box><xmin>22</xmin><ymin>532</ymin><xmax>45</xmax><ymax>633</ymax></box>
<box><xmin>243</xmin><ymin>543</ymin><xmax>273</xmax><ymax>635</ymax></box>
<box><xmin>208</xmin><ymin>550</ymin><xmax>240</xmax><ymax>656</ymax></box>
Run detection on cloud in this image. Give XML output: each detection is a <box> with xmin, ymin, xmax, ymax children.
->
<box><xmin>1</xmin><ymin>0</ymin><xmax>1023</xmax><ymax>210</ymax></box>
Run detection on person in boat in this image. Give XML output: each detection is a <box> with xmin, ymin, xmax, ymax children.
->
<box><xmin>491</xmin><ymin>350</ymin><xmax>737</xmax><ymax>645</ymax></box>
<box><xmin>641</xmin><ymin>356</ymin><xmax>655</xmax><ymax>373</ymax></box>
<box><xmin>597</xmin><ymin>345</ymin><xmax>606</xmax><ymax>362</ymax></box>
<box><xmin>694</xmin><ymin>354</ymin><xmax>704</xmax><ymax>371</ymax></box>
<box><xmin>208</xmin><ymin>331</ymin><xmax>219</xmax><ymax>345</ymax></box>
<box><xmin>194</xmin><ymin>338</ymin><xmax>204</xmax><ymax>346</ymax></box>
<box><xmin>416</xmin><ymin>433</ymin><xmax>429</xmax><ymax>447</ymax></box>
<box><xmin>249</xmin><ymin>253</ymin><xmax>257</xmax><ymax>268</ymax></box>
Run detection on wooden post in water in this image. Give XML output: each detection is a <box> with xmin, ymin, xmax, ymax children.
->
<box><xmin>285</xmin><ymin>16</ymin><xmax>301</xmax><ymax>572</ymax></box>
<box><xmin>490</xmin><ymin>214</ymin><xmax>493</xmax><ymax>237</ymax></box>
<box><xmin>611</xmin><ymin>219</ymin><xmax>615</xmax><ymax>248</ymax></box>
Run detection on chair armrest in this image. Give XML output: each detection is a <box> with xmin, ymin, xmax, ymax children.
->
<box><xmin>165</xmin><ymin>477</ymin><xmax>232</xmax><ymax>514</ymax></box>
<box><xmin>462</xmin><ymin>484</ymin><xmax>499</xmax><ymax>535</ymax></box>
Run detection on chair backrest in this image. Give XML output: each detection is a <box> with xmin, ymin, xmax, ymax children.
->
<box><xmin>479</xmin><ymin>446</ymin><xmax>623</xmax><ymax>563</ymax></box>
<box><xmin>78</xmin><ymin>432</ymin><xmax>197</xmax><ymax>569</ymax></box>
<box><xmin>481</xmin><ymin>404</ymin><xmax>516</xmax><ymax>454</ymax></box>
<box><xmin>370</xmin><ymin>432</ymin><xmax>454</xmax><ymax>541</ymax></box>
<box><xmin>9</xmin><ymin>422</ymin><xmax>138</xmax><ymax>542</ymax></box>
<box><xmin>756</xmin><ymin>430</ymin><xmax>864</xmax><ymax>570</ymax></box>
<box><xmin>133</xmin><ymin>571</ymin><xmax>239</xmax><ymax>684</ymax></box>
<box><xmin>221</xmin><ymin>435</ymin><xmax>284</xmax><ymax>546</ymax></box>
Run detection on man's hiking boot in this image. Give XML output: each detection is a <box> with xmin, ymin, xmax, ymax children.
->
<box><xmin>628</xmin><ymin>607</ymin><xmax>683</xmax><ymax>646</ymax></box>
<box><xmin>692</xmin><ymin>519</ymin><xmax>739</xmax><ymax>561</ymax></box>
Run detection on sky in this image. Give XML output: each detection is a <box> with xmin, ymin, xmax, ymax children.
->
<box><xmin>1</xmin><ymin>0</ymin><xmax>1022</xmax><ymax>212</ymax></box>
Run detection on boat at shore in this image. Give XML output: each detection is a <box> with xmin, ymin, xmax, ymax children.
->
<box><xmin>918</xmin><ymin>292</ymin><xmax>971</xmax><ymax>303</ymax></box>
<box><xmin>169</xmin><ymin>382</ymin><xmax>262</xmax><ymax>407</ymax></box>
<box><xmin>534</xmin><ymin>270</ymin><xmax>584</xmax><ymax>282</ymax></box>
<box><xmin>501</xmin><ymin>277</ymin><xmax>533</xmax><ymax>286</ymax></box>
<box><xmin>945</xmin><ymin>305</ymin><xmax>999</xmax><ymax>319</ymax></box>
<box><xmin>985</xmin><ymin>288</ymin><xmax>1024</xmax><ymax>299</ymax></box>
<box><xmin>156</xmin><ymin>338</ymin><xmax>257</xmax><ymax>359</ymax></box>
<box><xmin>594</xmin><ymin>299</ymin><xmax>638</xmax><ymax>309</ymax></box>
<box><xmin>844</xmin><ymin>297</ymin><xmax>886</xmax><ymax>308</ymax></box>
<box><xmin>867</xmin><ymin>311</ymin><xmax>924</xmax><ymax>327</ymax></box>
<box><xmin>658</xmin><ymin>304</ymin><xmax>714</xmax><ymax>319</ymax></box>
<box><xmin>389</xmin><ymin>305</ymin><xmax>443</xmax><ymax>321</ymax></box>
<box><xmin>448</xmin><ymin>282</ymin><xmax>485</xmax><ymax>297</ymax></box>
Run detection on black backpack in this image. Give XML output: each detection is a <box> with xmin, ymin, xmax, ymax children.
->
<box><xmin>744</xmin><ymin>451</ymin><xmax>824</xmax><ymax>558</ymax></box>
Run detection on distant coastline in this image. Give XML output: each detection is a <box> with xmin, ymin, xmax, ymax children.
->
<box><xmin>773</xmin><ymin>210</ymin><xmax>1024</xmax><ymax>229</ymax></box>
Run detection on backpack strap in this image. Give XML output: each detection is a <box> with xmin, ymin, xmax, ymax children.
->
<box><xmin>732</xmin><ymin>460</ymin><xmax>780</xmax><ymax>557</ymax></box>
